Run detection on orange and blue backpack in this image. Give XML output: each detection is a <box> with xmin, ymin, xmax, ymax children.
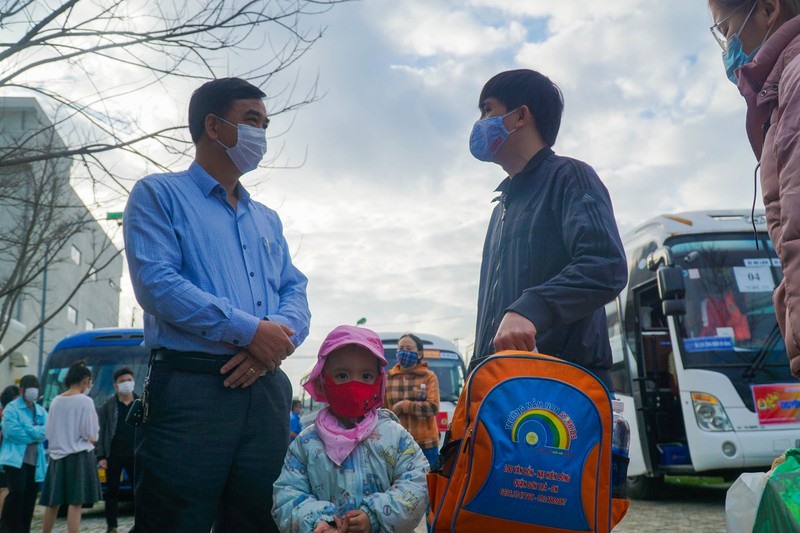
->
<box><xmin>427</xmin><ymin>351</ymin><xmax>630</xmax><ymax>532</ymax></box>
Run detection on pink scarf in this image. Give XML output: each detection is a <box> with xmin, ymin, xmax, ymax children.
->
<box><xmin>314</xmin><ymin>407</ymin><xmax>378</xmax><ymax>466</ymax></box>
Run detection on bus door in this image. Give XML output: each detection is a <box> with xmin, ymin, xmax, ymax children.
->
<box><xmin>632</xmin><ymin>280</ymin><xmax>688</xmax><ymax>472</ymax></box>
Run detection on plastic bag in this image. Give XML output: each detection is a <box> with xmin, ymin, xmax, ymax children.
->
<box><xmin>754</xmin><ymin>449</ymin><xmax>800</xmax><ymax>532</ymax></box>
<box><xmin>726</xmin><ymin>472</ymin><xmax>768</xmax><ymax>533</ymax></box>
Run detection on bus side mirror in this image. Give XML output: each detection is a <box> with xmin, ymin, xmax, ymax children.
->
<box><xmin>658</xmin><ymin>266</ymin><xmax>686</xmax><ymax>316</ymax></box>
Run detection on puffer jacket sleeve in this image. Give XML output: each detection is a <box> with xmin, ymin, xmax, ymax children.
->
<box><xmin>774</xmin><ymin>54</ymin><xmax>800</xmax><ymax>375</ymax></box>
<box><xmin>272</xmin><ymin>435</ymin><xmax>337</xmax><ymax>532</ymax></box>
<box><xmin>359</xmin><ymin>422</ymin><xmax>429</xmax><ymax>532</ymax></box>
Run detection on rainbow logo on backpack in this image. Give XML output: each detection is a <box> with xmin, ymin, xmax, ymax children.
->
<box><xmin>427</xmin><ymin>351</ymin><xmax>629</xmax><ymax>532</ymax></box>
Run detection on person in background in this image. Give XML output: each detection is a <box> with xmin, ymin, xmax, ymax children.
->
<box><xmin>96</xmin><ymin>368</ymin><xmax>138</xmax><ymax>533</ymax></box>
<box><xmin>0</xmin><ymin>376</ymin><xmax>47</xmax><ymax>533</ymax></box>
<box><xmin>0</xmin><ymin>386</ymin><xmax>20</xmax><ymax>520</ymax></box>
<box><xmin>289</xmin><ymin>400</ymin><xmax>302</xmax><ymax>442</ymax></box>
<box><xmin>40</xmin><ymin>361</ymin><xmax>101</xmax><ymax>533</ymax></box>
<box><xmin>706</xmin><ymin>0</ymin><xmax>800</xmax><ymax>376</ymax></box>
<box><xmin>384</xmin><ymin>333</ymin><xmax>441</xmax><ymax>468</ymax></box>
<box><xmin>272</xmin><ymin>325</ymin><xmax>428</xmax><ymax>532</ymax></box>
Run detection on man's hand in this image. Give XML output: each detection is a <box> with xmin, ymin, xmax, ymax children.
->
<box><xmin>97</xmin><ymin>459</ymin><xmax>107</xmax><ymax>470</ymax></box>
<box><xmin>344</xmin><ymin>510</ymin><xmax>370</xmax><ymax>533</ymax></box>
<box><xmin>220</xmin><ymin>351</ymin><xmax>267</xmax><ymax>388</ymax></box>
<box><xmin>493</xmin><ymin>311</ymin><xmax>537</xmax><ymax>352</ymax></box>
<box><xmin>247</xmin><ymin>320</ymin><xmax>296</xmax><ymax>371</ymax></box>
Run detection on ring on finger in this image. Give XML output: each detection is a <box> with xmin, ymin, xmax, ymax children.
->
<box><xmin>247</xmin><ymin>367</ymin><xmax>256</xmax><ymax>375</ymax></box>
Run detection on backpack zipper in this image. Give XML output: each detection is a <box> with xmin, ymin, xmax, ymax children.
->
<box><xmin>450</xmin><ymin>426</ymin><xmax>475</xmax><ymax>533</ymax></box>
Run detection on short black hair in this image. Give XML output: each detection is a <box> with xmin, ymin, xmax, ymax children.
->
<box><xmin>188</xmin><ymin>77</ymin><xmax>266</xmax><ymax>144</ymax></box>
<box><xmin>19</xmin><ymin>375</ymin><xmax>39</xmax><ymax>390</ymax></box>
<box><xmin>399</xmin><ymin>333</ymin><xmax>424</xmax><ymax>353</ymax></box>
<box><xmin>65</xmin><ymin>360</ymin><xmax>92</xmax><ymax>388</ymax></box>
<box><xmin>113</xmin><ymin>367</ymin><xmax>134</xmax><ymax>383</ymax></box>
<box><xmin>479</xmin><ymin>69</ymin><xmax>564</xmax><ymax>147</ymax></box>
<box><xmin>292</xmin><ymin>399</ymin><xmax>302</xmax><ymax>409</ymax></box>
<box><xmin>0</xmin><ymin>385</ymin><xmax>19</xmax><ymax>407</ymax></box>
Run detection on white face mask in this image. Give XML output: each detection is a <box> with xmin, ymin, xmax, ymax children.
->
<box><xmin>23</xmin><ymin>388</ymin><xmax>38</xmax><ymax>403</ymax></box>
<box><xmin>117</xmin><ymin>381</ymin><xmax>135</xmax><ymax>395</ymax></box>
<box><xmin>216</xmin><ymin>116</ymin><xmax>267</xmax><ymax>174</ymax></box>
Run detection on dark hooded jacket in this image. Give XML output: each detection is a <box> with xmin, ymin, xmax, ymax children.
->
<box><xmin>472</xmin><ymin>147</ymin><xmax>628</xmax><ymax>385</ymax></box>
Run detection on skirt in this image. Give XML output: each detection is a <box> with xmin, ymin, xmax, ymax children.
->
<box><xmin>39</xmin><ymin>450</ymin><xmax>102</xmax><ymax>506</ymax></box>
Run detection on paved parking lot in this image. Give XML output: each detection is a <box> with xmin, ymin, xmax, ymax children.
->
<box><xmin>30</xmin><ymin>480</ymin><xmax>728</xmax><ymax>532</ymax></box>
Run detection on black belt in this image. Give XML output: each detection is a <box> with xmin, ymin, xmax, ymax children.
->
<box><xmin>152</xmin><ymin>348</ymin><xmax>232</xmax><ymax>375</ymax></box>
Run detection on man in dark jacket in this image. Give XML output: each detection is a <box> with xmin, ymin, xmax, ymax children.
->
<box><xmin>469</xmin><ymin>69</ymin><xmax>628</xmax><ymax>388</ymax></box>
<box><xmin>96</xmin><ymin>367</ymin><xmax>138</xmax><ymax>533</ymax></box>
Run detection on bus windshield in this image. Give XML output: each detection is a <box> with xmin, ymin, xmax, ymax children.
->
<box><xmin>41</xmin><ymin>345</ymin><xmax>148</xmax><ymax>410</ymax></box>
<box><xmin>383</xmin><ymin>349</ymin><xmax>465</xmax><ymax>402</ymax></box>
<box><xmin>670</xmin><ymin>233</ymin><xmax>787</xmax><ymax>374</ymax></box>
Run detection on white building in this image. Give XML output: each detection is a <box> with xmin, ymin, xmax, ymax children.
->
<box><xmin>0</xmin><ymin>96</ymin><xmax>123</xmax><ymax>386</ymax></box>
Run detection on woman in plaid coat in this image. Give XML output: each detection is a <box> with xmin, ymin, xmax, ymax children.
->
<box><xmin>385</xmin><ymin>333</ymin><xmax>441</xmax><ymax>467</ymax></box>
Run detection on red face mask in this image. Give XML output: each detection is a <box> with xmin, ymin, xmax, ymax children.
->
<box><xmin>322</xmin><ymin>374</ymin><xmax>384</xmax><ymax>419</ymax></box>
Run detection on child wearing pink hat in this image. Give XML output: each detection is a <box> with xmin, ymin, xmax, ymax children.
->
<box><xmin>272</xmin><ymin>325</ymin><xmax>429</xmax><ymax>533</ymax></box>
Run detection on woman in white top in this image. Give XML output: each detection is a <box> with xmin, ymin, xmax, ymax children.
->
<box><xmin>40</xmin><ymin>360</ymin><xmax>101</xmax><ymax>533</ymax></box>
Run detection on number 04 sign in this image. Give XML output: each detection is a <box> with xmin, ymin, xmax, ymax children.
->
<box><xmin>733</xmin><ymin>266</ymin><xmax>775</xmax><ymax>293</ymax></box>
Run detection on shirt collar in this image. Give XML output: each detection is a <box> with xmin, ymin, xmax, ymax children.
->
<box><xmin>188</xmin><ymin>161</ymin><xmax>251</xmax><ymax>204</ymax></box>
<box><xmin>492</xmin><ymin>146</ymin><xmax>554</xmax><ymax>202</ymax></box>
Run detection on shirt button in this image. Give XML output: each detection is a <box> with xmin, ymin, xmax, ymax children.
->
<box><xmin>761</xmin><ymin>89</ymin><xmax>768</xmax><ymax>96</ymax></box>
<box><xmin>257</xmin><ymin>301</ymin><xmax>262</xmax><ymax>306</ymax></box>
<box><xmin>242</xmin><ymin>244</ymin><xmax>247</xmax><ymax>250</ymax></box>
<box><xmin>201</xmin><ymin>331</ymin><xmax>206</xmax><ymax>336</ymax></box>
<box><xmin>250</xmin><ymin>272</ymin><xmax>254</xmax><ymax>277</ymax></box>
<box><xmin>233</xmin><ymin>340</ymin><xmax>239</xmax><ymax>345</ymax></box>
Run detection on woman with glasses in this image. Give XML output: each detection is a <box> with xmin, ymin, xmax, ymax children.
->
<box><xmin>708</xmin><ymin>0</ymin><xmax>800</xmax><ymax>377</ymax></box>
<box><xmin>39</xmin><ymin>361</ymin><xmax>101</xmax><ymax>533</ymax></box>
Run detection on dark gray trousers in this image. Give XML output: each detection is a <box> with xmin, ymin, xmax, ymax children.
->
<box><xmin>133</xmin><ymin>363</ymin><xmax>292</xmax><ymax>533</ymax></box>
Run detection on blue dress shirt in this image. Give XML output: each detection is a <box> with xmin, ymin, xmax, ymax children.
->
<box><xmin>123</xmin><ymin>161</ymin><xmax>311</xmax><ymax>354</ymax></box>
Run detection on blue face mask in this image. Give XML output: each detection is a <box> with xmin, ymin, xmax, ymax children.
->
<box><xmin>721</xmin><ymin>2</ymin><xmax>760</xmax><ymax>84</ymax></box>
<box><xmin>724</xmin><ymin>34</ymin><xmax>761</xmax><ymax>84</ymax></box>
<box><xmin>469</xmin><ymin>108</ymin><xmax>519</xmax><ymax>162</ymax></box>
<box><xmin>396</xmin><ymin>350</ymin><xmax>420</xmax><ymax>368</ymax></box>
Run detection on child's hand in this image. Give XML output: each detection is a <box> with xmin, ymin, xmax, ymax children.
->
<box><xmin>313</xmin><ymin>516</ymin><xmax>350</xmax><ymax>533</ymax></box>
<box><xmin>344</xmin><ymin>509</ymin><xmax>371</xmax><ymax>532</ymax></box>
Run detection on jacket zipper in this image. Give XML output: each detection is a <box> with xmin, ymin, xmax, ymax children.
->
<box><xmin>487</xmin><ymin>200</ymin><xmax>508</xmax><ymax>343</ymax></box>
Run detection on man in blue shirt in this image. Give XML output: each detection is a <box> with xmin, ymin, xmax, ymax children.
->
<box><xmin>123</xmin><ymin>77</ymin><xmax>311</xmax><ymax>533</ymax></box>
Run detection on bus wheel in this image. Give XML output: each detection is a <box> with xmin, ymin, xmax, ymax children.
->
<box><xmin>626</xmin><ymin>474</ymin><xmax>664</xmax><ymax>500</ymax></box>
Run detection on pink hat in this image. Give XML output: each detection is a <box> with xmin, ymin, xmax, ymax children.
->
<box><xmin>302</xmin><ymin>325</ymin><xmax>387</xmax><ymax>403</ymax></box>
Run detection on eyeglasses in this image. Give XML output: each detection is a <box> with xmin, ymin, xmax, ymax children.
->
<box><xmin>709</xmin><ymin>2</ymin><xmax>754</xmax><ymax>52</ymax></box>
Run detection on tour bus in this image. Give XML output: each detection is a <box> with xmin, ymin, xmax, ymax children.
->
<box><xmin>610</xmin><ymin>210</ymin><xmax>797</xmax><ymax>499</ymax></box>
<box><xmin>299</xmin><ymin>332</ymin><xmax>467</xmax><ymax>443</ymax></box>
<box><xmin>41</xmin><ymin>328</ymin><xmax>148</xmax><ymax>497</ymax></box>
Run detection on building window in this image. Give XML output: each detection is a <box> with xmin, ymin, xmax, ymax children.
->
<box><xmin>71</xmin><ymin>245</ymin><xmax>81</xmax><ymax>265</ymax></box>
<box><xmin>67</xmin><ymin>305</ymin><xmax>78</xmax><ymax>324</ymax></box>
<box><xmin>85</xmin><ymin>319</ymin><xmax>94</xmax><ymax>330</ymax></box>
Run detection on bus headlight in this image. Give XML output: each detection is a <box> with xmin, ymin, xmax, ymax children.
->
<box><xmin>691</xmin><ymin>392</ymin><xmax>733</xmax><ymax>432</ymax></box>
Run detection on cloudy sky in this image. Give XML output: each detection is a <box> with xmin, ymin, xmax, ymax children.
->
<box><xmin>67</xmin><ymin>0</ymin><xmax>758</xmax><ymax>390</ymax></box>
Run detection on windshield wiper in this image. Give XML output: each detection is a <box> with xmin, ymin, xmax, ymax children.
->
<box><xmin>743</xmin><ymin>323</ymin><xmax>782</xmax><ymax>379</ymax></box>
